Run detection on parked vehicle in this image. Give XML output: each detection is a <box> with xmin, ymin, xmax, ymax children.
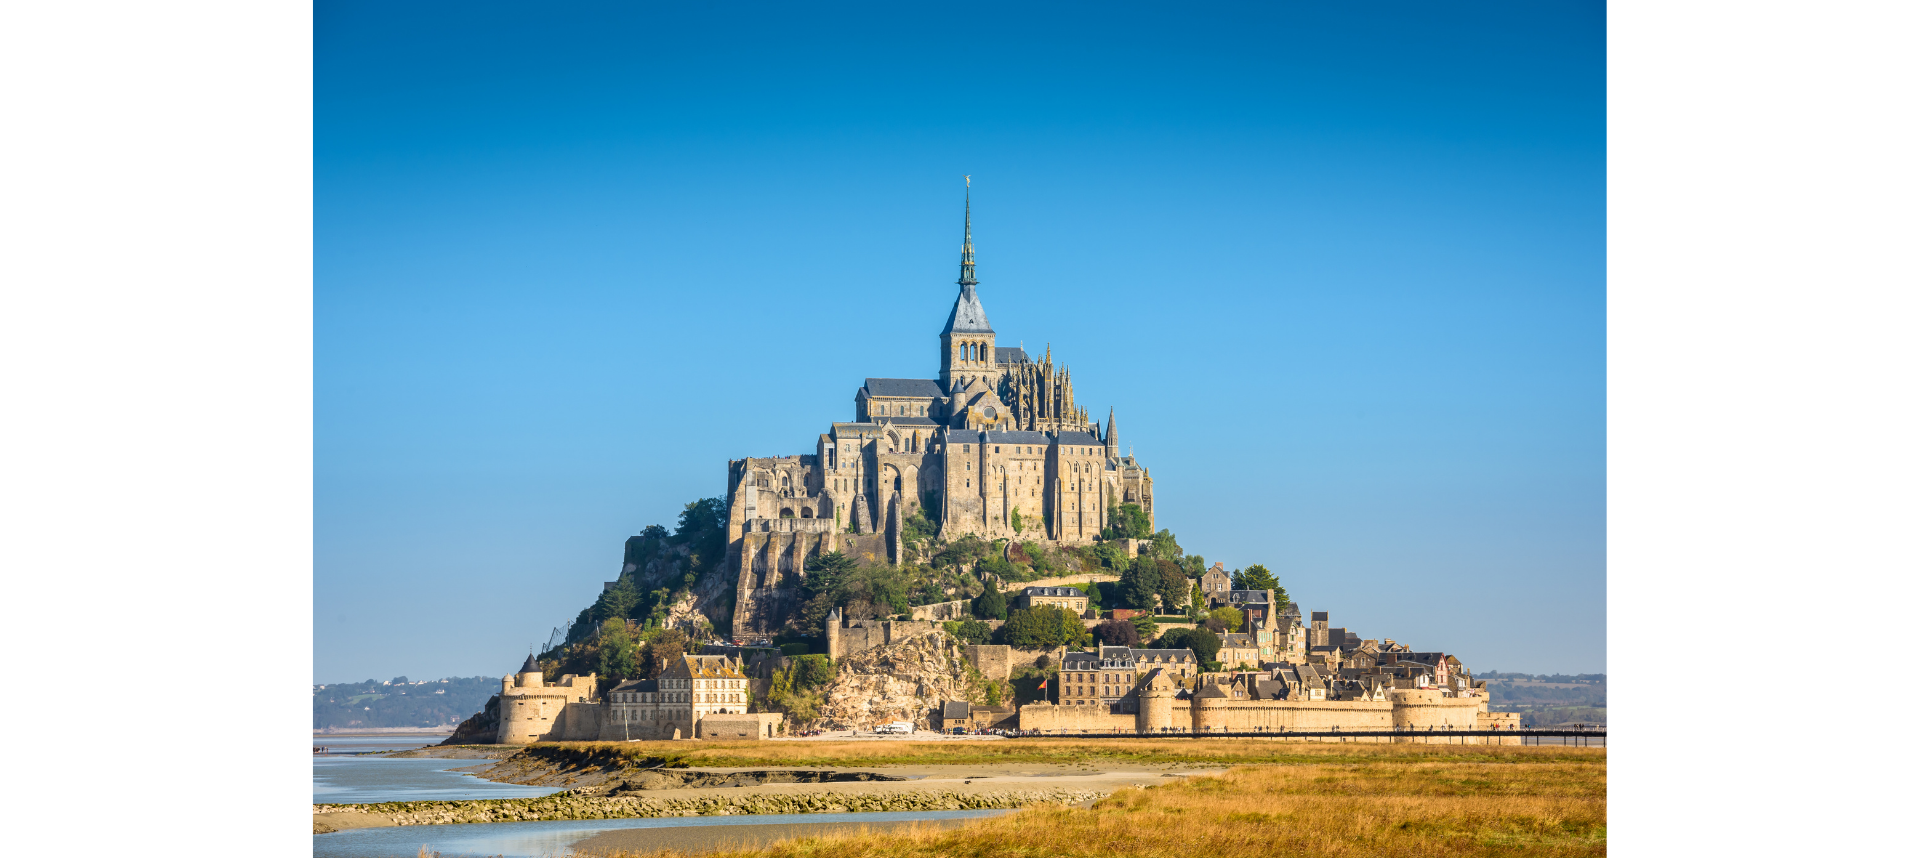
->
<box><xmin>874</xmin><ymin>721</ymin><xmax>916</xmax><ymax>735</ymax></box>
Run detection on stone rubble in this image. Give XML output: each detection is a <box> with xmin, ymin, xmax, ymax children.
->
<box><xmin>315</xmin><ymin>787</ymin><xmax>1106</xmax><ymax>827</ymax></box>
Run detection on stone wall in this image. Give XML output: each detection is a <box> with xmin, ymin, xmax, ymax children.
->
<box><xmin>828</xmin><ymin>618</ymin><xmax>944</xmax><ymax>661</ymax></box>
<box><xmin>696</xmin><ymin>713</ymin><xmax>784</xmax><ymax>740</ymax></box>
<box><xmin>965</xmin><ymin>645</ymin><xmax>1012</xmax><ymax>682</ymax></box>
<box><xmin>911</xmin><ymin>600</ymin><xmax>972</xmax><ymax>621</ymax></box>
<box><xmin>1016</xmin><ymin>702</ymin><xmax>1135</xmax><ymax>733</ymax></box>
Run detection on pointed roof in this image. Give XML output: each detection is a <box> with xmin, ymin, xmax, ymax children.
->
<box><xmin>943</xmin><ymin>184</ymin><xmax>993</xmax><ymax>334</ymax></box>
<box><xmin>520</xmin><ymin>654</ymin><xmax>539</xmax><ymax>674</ymax></box>
<box><xmin>1104</xmin><ymin>407</ymin><xmax>1117</xmax><ymax>448</ymax></box>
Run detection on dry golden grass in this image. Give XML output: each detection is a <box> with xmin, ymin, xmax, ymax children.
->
<box><xmin>584</xmin><ymin>757</ymin><xmax>1607</xmax><ymax>858</ymax></box>
<box><xmin>531</xmin><ymin>737</ymin><xmax>1602</xmax><ymax>769</ymax></box>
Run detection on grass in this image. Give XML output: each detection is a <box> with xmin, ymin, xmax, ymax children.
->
<box><xmin>524</xmin><ymin>738</ymin><xmax>1604</xmax><ymax>770</ymax></box>
<box><xmin>580</xmin><ymin>755</ymin><xmax>1606</xmax><ymax>858</ymax></box>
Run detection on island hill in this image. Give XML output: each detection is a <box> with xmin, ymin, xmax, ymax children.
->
<box><xmin>449</xmin><ymin>195</ymin><xmax>1512</xmax><ymax>745</ymax></box>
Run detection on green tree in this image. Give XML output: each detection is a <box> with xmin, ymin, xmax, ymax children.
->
<box><xmin>1010</xmin><ymin>507</ymin><xmax>1024</xmax><ymax>534</ymax></box>
<box><xmin>1129</xmin><ymin>613</ymin><xmax>1160</xmax><ymax>641</ymax></box>
<box><xmin>999</xmin><ymin>605</ymin><xmax>1092</xmax><ymax>649</ymax></box>
<box><xmin>790</xmin><ymin>654</ymin><xmax>834</xmax><ymax>689</ymax></box>
<box><xmin>1208</xmin><ymin>606</ymin><xmax>1245</xmax><ymax>633</ymax></box>
<box><xmin>1232</xmin><ymin>564</ymin><xmax>1280</xmax><ymax>592</ymax></box>
<box><xmin>972</xmin><ymin>578</ymin><xmax>1008</xmax><ymax>620</ymax></box>
<box><xmin>1156</xmin><ymin>627</ymin><xmax>1221</xmax><ymax>665</ymax></box>
<box><xmin>597</xmin><ymin>618</ymin><xmax>639</xmax><ymax>681</ymax></box>
<box><xmin>1153</xmin><ymin>559</ymin><xmax>1189</xmax><ymax>615</ymax></box>
<box><xmin>1118</xmin><ymin>558</ymin><xmax>1161</xmax><ymax>611</ymax></box>
<box><xmin>1076</xmin><ymin>580</ymin><xmax>1103</xmax><ymax>607</ymax></box>
<box><xmin>643</xmin><ymin>628</ymin><xmax>689</xmax><ymax>679</ymax></box>
<box><xmin>944</xmin><ymin>618</ymin><xmax>994</xmax><ymax>645</ymax></box>
<box><xmin>1102</xmin><ymin>503</ymin><xmax>1153</xmax><ymax>539</ymax></box>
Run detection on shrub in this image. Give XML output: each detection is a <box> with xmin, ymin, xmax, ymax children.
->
<box><xmin>944</xmin><ymin>618</ymin><xmax>994</xmax><ymax>646</ymax></box>
<box><xmin>1000</xmin><ymin>605</ymin><xmax>1092</xmax><ymax>649</ymax></box>
<box><xmin>779</xmin><ymin>642</ymin><xmax>809</xmax><ymax>656</ymax></box>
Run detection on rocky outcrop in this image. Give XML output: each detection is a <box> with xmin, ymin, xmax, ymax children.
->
<box><xmin>440</xmin><ymin>694</ymin><xmax>500</xmax><ymax>745</ymax></box>
<box><xmin>814</xmin><ymin>632</ymin><xmax>981</xmax><ymax>729</ymax></box>
<box><xmin>315</xmin><ymin>787</ymin><xmax>1106</xmax><ymax>827</ymax></box>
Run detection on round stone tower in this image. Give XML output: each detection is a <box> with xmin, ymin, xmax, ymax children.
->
<box><xmin>1135</xmin><ymin>669</ymin><xmax>1173</xmax><ymax>734</ymax></box>
<box><xmin>497</xmin><ymin>654</ymin><xmax>552</xmax><ymax>745</ymax></box>
<box><xmin>1190</xmin><ymin>683</ymin><xmax>1231</xmax><ymax>733</ymax></box>
<box><xmin>514</xmin><ymin>653</ymin><xmax>544</xmax><ymax>689</ymax></box>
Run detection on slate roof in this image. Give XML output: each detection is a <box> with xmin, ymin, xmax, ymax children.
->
<box><xmin>1130</xmin><ymin>648</ymin><xmax>1195</xmax><ymax>662</ymax></box>
<box><xmin>1221</xmin><ymin>634</ymin><xmax>1256</xmax><ymax>648</ymax></box>
<box><xmin>1228</xmin><ymin>590</ymin><xmax>1271</xmax><ymax>604</ymax></box>
<box><xmin>995</xmin><ymin>346</ymin><xmax>1030</xmax><ymax>364</ymax></box>
<box><xmin>947</xmin><ymin>430</ymin><xmax>983</xmax><ymax>444</ymax></box>
<box><xmin>1056</xmin><ymin>431</ymin><xmax>1101</xmax><ymax>446</ymax></box>
<box><xmin>879</xmin><ymin>416</ymin><xmax>941</xmax><ymax>426</ymax></box>
<box><xmin>863</xmin><ymin>378</ymin><xmax>946</xmax><ymax>398</ymax></box>
<box><xmin>1311</xmin><ymin>612</ymin><xmax>1329</xmax><ymax>621</ymax></box>
<box><xmin>1062</xmin><ymin>652</ymin><xmax>1098</xmax><ymax>670</ymax></box>
<box><xmin>942</xmin><ymin>284</ymin><xmax>994</xmax><ymax>334</ymax></box>
<box><xmin>520</xmin><ymin>654</ymin><xmax>540</xmax><ymax>673</ymax></box>
<box><xmin>1195</xmin><ymin>684</ymin><xmax>1232</xmax><ymax>699</ymax></box>
<box><xmin>610</xmin><ymin>678</ymin><xmax>659</xmax><ymax>693</ymax></box>
<box><xmin>942</xmin><ymin>701</ymin><xmax>971</xmax><ymax>720</ymax></box>
<box><xmin>1022</xmin><ymin>587</ymin><xmax>1085</xmax><ymax>597</ymax></box>
<box><xmin>982</xmin><ymin>430</ymin><xmax>1052</xmax><ymax>445</ymax></box>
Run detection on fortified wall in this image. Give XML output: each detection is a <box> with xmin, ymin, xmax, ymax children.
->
<box><xmin>1016</xmin><ymin>676</ymin><xmax>1517</xmax><ymax>743</ymax></box>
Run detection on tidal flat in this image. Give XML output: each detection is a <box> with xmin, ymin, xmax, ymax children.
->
<box><xmin>317</xmin><ymin>739</ymin><xmax>1604</xmax><ymax>857</ymax></box>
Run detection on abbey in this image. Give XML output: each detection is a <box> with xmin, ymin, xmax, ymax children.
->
<box><xmin>728</xmin><ymin>195</ymin><xmax>1155</xmax><ymax>637</ymax></box>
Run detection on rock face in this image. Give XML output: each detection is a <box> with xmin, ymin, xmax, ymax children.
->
<box><xmin>663</xmin><ymin>565</ymin><xmax>734</xmax><ymax>637</ymax></box>
<box><xmin>814</xmin><ymin>632</ymin><xmax>980</xmax><ymax>729</ymax></box>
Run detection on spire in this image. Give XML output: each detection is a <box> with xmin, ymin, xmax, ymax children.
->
<box><xmin>520</xmin><ymin>653</ymin><xmax>539</xmax><ymax>674</ymax></box>
<box><xmin>958</xmin><ymin>176</ymin><xmax>977</xmax><ymax>287</ymax></box>
<box><xmin>941</xmin><ymin>178</ymin><xmax>993</xmax><ymax>335</ymax></box>
<box><xmin>1105</xmin><ymin>407</ymin><xmax>1118</xmax><ymax>456</ymax></box>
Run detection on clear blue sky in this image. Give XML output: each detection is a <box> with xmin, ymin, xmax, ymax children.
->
<box><xmin>315</xmin><ymin>1</ymin><xmax>1605</xmax><ymax>683</ymax></box>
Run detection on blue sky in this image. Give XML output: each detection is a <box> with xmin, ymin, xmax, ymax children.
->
<box><xmin>316</xmin><ymin>1</ymin><xmax>1605</xmax><ymax>683</ymax></box>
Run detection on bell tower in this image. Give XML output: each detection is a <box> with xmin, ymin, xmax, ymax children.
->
<box><xmin>939</xmin><ymin>178</ymin><xmax>996</xmax><ymax>392</ymax></box>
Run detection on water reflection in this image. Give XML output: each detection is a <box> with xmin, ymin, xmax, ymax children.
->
<box><xmin>314</xmin><ymin>809</ymin><xmax>1008</xmax><ymax>858</ymax></box>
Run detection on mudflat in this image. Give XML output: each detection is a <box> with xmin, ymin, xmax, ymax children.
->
<box><xmin>570</xmin><ymin>816</ymin><xmax>989</xmax><ymax>856</ymax></box>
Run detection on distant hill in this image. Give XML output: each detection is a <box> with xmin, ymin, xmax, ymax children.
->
<box><xmin>1479</xmin><ymin>672</ymin><xmax>1606</xmax><ymax>726</ymax></box>
<box><xmin>313</xmin><ymin>676</ymin><xmax>497</xmax><ymax>730</ymax></box>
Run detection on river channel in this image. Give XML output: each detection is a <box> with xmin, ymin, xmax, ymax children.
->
<box><xmin>314</xmin><ymin>809</ymin><xmax>1008</xmax><ymax>858</ymax></box>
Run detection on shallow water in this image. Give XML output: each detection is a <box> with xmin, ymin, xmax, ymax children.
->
<box><xmin>313</xmin><ymin>734</ymin><xmax>452</xmax><ymax>754</ymax></box>
<box><xmin>313</xmin><ymin>809</ymin><xmax>1009</xmax><ymax>858</ymax></box>
<box><xmin>314</xmin><ymin>755</ymin><xmax>564</xmax><ymax>804</ymax></box>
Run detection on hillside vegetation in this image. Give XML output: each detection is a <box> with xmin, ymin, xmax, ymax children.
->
<box><xmin>313</xmin><ymin>676</ymin><xmax>497</xmax><ymax>730</ymax></box>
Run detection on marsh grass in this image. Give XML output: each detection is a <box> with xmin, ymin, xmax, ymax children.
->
<box><xmin>582</xmin><ymin>759</ymin><xmax>1607</xmax><ymax>858</ymax></box>
<box><xmin>530</xmin><ymin>738</ymin><xmax>1604</xmax><ymax>769</ymax></box>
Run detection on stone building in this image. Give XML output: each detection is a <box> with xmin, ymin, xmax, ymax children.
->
<box><xmin>1012</xmin><ymin>586</ymin><xmax>1091</xmax><ymax>615</ymax></box>
<box><xmin>1058</xmin><ymin>646</ymin><xmax>1201</xmax><ymax>711</ymax></box>
<box><xmin>1199</xmin><ymin>563</ymin><xmax>1232</xmax><ymax>605</ymax></box>
<box><xmin>496</xmin><ymin>653</ymin><xmax>780</xmax><ymax>744</ymax></box>
<box><xmin>729</xmin><ymin>192</ymin><xmax>1156</xmax><ymax>637</ymax></box>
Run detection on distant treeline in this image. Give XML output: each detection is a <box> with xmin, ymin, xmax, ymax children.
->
<box><xmin>1479</xmin><ymin>673</ymin><xmax>1606</xmax><ymax>726</ymax></box>
<box><xmin>313</xmin><ymin>676</ymin><xmax>498</xmax><ymax>730</ymax></box>
<box><xmin>1479</xmin><ymin>671</ymin><xmax>1605</xmax><ymax>684</ymax></box>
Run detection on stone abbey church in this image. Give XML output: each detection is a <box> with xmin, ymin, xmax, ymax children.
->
<box><xmin>728</xmin><ymin>195</ymin><xmax>1155</xmax><ymax>637</ymax></box>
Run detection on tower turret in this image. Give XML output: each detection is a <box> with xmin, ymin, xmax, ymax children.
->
<box><xmin>1104</xmin><ymin>407</ymin><xmax>1118</xmax><ymax>459</ymax></box>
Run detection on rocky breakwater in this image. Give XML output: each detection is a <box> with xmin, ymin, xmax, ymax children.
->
<box><xmin>815</xmin><ymin>632</ymin><xmax>981</xmax><ymax>729</ymax></box>
<box><xmin>313</xmin><ymin>787</ymin><xmax>1107</xmax><ymax>828</ymax></box>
